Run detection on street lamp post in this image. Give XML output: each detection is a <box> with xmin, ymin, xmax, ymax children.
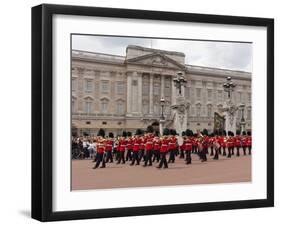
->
<box><xmin>159</xmin><ymin>97</ymin><xmax>165</xmax><ymax>136</ymax></box>
<box><xmin>240</xmin><ymin>103</ymin><xmax>246</xmax><ymax>134</ymax></box>
<box><xmin>173</xmin><ymin>72</ymin><xmax>187</xmax><ymax>96</ymax></box>
<box><xmin>221</xmin><ymin>76</ymin><xmax>238</xmax><ymax>134</ymax></box>
<box><xmin>223</xmin><ymin>76</ymin><xmax>236</xmax><ymax>99</ymax></box>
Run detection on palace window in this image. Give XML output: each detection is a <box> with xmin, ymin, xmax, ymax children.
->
<box><xmin>165</xmin><ymin>77</ymin><xmax>171</xmax><ymax>88</ymax></box>
<box><xmin>100</xmin><ymin>98</ymin><xmax>109</xmax><ymax>113</ymax></box>
<box><xmin>164</xmin><ymin>101</ymin><xmax>171</xmax><ymax>114</ymax></box>
<box><xmin>116</xmin><ymin>100</ymin><xmax>125</xmax><ymax>115</ymax></box>
<box><xmin>132</xmin><ymin>80</ymin><xmax>138</xmax><ymax>86</ymax></box>
<box><xmin>196</xmin><ymin>104</ymin><xmax>201</xmax><ymax>117</ymax></box>
<box><xmin>186</xmin><ymin>104</ymin><xmax>190</xmax><ymax>117</ymax></box>
<box><xmin>247</xmin><ymin>107</ymin><xmax>251</xmax><ymax>120</ymax></box>
<box><xmin>84</xmin><ymin>79</ymin><xmax>93</xmax><ymax>93</ymax></box>
<box><xmin>72</xmin><ymin>97</ymin><xmax>76</xmax><ymax>113</ymax></box>
<box><xmin>217</xmin><ymin>104</ymin><xmax>223</xmax><ymax>113</ymax></box>
<box><xmin>217</xmin><ymin>90</ymin><xmax>223</xmax><ymax>102</ymax></box>
<box><xmin>247</xmin><ymin>93</ymin><xmax>251</xmax><ymax>103</ymax></box>
<box><xmin>154</xmin><ymin>103</ymin><xmax>160</xmax><ymax>115</ymax></box>
<box><xmin>142</xmin><ymin>101</ymin><xmax>149</xmax><ymax>114</ymax></box>
<box><xmin>207</xmin><ymin>89</ymin><xmax>212</xmax><ymax>101</ymax></box>
<box><xmin>72</xmin><ymin>79</ymin><xmax>76</xmax><ymax>91</ymax></box>
<box><xmin>153</xmin><ymin>83</ymin><xmax>160</xmax><ymax>95</ymax></box>
<box><xmin>185</xmin><ymin>87</ymin><xmax>190</xmax><ymax>99</ymax></box>
<box><xmin>142</xmin><ymin>82</ymin><xmax>149</xmax><ymax>96</ymax></box>
<box><xmin>207</xmin><ymin>104</ymin><xmax>212</xmax><ymax>118</ymax></box>
<box><xmin>116</xmin><ymin>81</ymin><xmax>125</xmax><ymax>95</ymax></box>
<box><xmin>238</xmin><ymin>92</ymin><xmax>242</xmax><ymax>103</ymax></box>
<box><xmin>101</xmin><ymin>80</ymin><xmax>110</xmax><ymax>94</ymax></box>
<box><xmin>84</xmin><ymin>98</ymin><xmax>93</xmax><ymax>114</ymax></box>
<box><xmin>196</xmin><ymin>88</ymin><xmax>201</xmax><ymax>99</ymax></box>
<box><xmin>237</xmin><ymin>109</ymin><xmax>242</xmax><ymax>120</ymax></box>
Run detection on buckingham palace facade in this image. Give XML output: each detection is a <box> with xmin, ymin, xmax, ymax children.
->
<box><xmin>72</xmin><ymin>45</ymin><xmax>252</xmax><ymax>136</ymax></box>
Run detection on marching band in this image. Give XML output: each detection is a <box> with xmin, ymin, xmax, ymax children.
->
<box><xmin>72</xmin><ymin>132</ymin><xmax>252</xmax><ymax>169</ymax></box>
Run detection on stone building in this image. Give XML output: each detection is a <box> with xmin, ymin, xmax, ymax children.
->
<box><xmin>71</xmin><ymin>45</ymin><xmax>252</xmax><ymax>136</ymax></box>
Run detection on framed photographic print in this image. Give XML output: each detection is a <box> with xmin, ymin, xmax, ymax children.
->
<box><xmin>31</xmin><ymin>4</ymin><xmax>274</xmax><ymax>221</ymax></box>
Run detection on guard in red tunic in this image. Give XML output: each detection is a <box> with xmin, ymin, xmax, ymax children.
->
<box><xmin>209</xmin><ymin>136</ymin><xmax>214</xmax><ymax>156</ymax></box>
<box><xmin>227</xmin><ymin>135</ymin><xmax>234</xmax><ymax>158</ymax></box>
<box><xmin>105</xmin><ymin>138</ymin><xmax>113</xmax><ymax>163</ymax></box>
<box><xmin>241</xmin><ymin>136</ymin><xmax>247</xmax><ymax>155</ymax></box>
<box><xmin>157</xmin><ymin>137</ymin><xmax>169</xmax><ymax>168</ymax></box>
<box><xmin>184</xmin><ymin>137</ymin><xmax>193</xmax><ymax>164</ymax></box>
<box><xmin>198</xmin><ymin>135</ymin><xmax>207</xmax><ymax>162</ymax></box>
<box><xmin>139</xmin><ymin>137</ymin><xmax>146</xmax><ymax>162</ymax></box>
<box><xmin>152</xmin><ymin>138</ymin><xmax>160</xmax><ymax>162</ymax></box>
<box><xmin>202</xmin><ymin>136</ymin><xmax>209</xmax><ymax>157</ymax></box>
<box><xmin>246</xmin><ymin>135</ymin><xmax>252</xmax><ymax>155</ymax></box>
<box><xmin>221</xmin><ymin>136</ymin><xmax>227</xmax><ymax>156</ymax></box>
<box><xmin>125</xmin><ymin>137</ymin><xmax>133</xmax><ymax>161</ymax></box>
<box><xmin>213</xmin><ymin>136</ymin><xmax>221</xmax><ymax>160</ymax></box>
<box><xmin>235</xmin><ymin>135</ymin><xmax>242</xmax><ymax>156</ymax></box>
<box><xmin>117</xmin><ymin>137</ymin><xmax>126</xmax><ymax>164</ymax></box>
<box><xmin>93</xmin><ymin>139</ymin><xmax>106</xmax><ymax>169</ymax></box>
<box><xmin>130</xmin><ymin>137</ymin><xmax>140</xmax><ymax>165</ymax></box>
<box><xmin>168</xmin><ymin>136</ymin><xmax>177</xmax><ymax>163</ymax></box>
<box><xmin>192</xmin><ymin>137</ymin><xmax>198</xmax><ymax>153</ymax></box>
<box><xmin>179</xmin><ymin>139</ymin><xmax>185</xmax><ymax>159</ymax></box>
<box><xmin>143</xmin><ymin>137</ymin><xmax>153</xmax><ymax>167</ymax></box>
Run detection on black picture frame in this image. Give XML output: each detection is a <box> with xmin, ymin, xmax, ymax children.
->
<box><xmin>31</xmin><ymin>4</ymin><xmax>274</xmax><ymax>222</ymax></box>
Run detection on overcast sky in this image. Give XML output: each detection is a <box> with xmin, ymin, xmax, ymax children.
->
<box><xmin>72</xmin><ymin>35</ymin><xmax>252</xmax><ymax>72</ymax></box>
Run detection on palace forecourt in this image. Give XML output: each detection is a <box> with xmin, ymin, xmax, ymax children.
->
<box><xmin>72</xmin><ymin>155</ymin><xmax>251</xmax><ymax>190</ymax></box>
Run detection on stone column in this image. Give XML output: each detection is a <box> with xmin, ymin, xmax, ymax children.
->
<box><xmin>138</xmin><ymin>73</ymin><xmax>142</xmax><ymax>114</ymax></box>
<box><xmin>126</xmin><ymin>72</ymin><xmax>132</xmax><ymax>115</ymax></box>
<box><xmin>149</xmin><ymin>73</ymin><xmax>153</xmax><ymax>114</ymax></box>
<box><xmin>160</xmin><ymin>74</ymin><xmax>164</xmax><ymax>98</ymax></box>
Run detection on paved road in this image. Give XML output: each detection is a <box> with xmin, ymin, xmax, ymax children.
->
<box><xmin>72</xmin><ymin>154</ymin><xmax>251</xmax><ymax>190</ymax></box>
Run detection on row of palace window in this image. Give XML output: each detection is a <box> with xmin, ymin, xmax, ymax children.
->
<box><xmin>72</xmin><ymin>98</ymin><xmax>251</xmax><ymax>120</ymax></box>
<box><xmin>185</xmin><ymin>88</ymin><xmax>251</xmax><ymax>103</ymax></box>
<box><xmin>72</xmin><ymin>79</ymin><xmax>125</xmax><ymax>95</ymax></box>
<box><xmin>72</xmin><ymin>98</ymin><xmax>125</xmax><ymax>115</ymax></box>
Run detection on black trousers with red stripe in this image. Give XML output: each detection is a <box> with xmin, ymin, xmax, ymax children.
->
<box><xmin>144</xmin><ymin>150</ymin><xmax>153</xmax><ymax>166</ymax></box>
<box><xmin>131</xmin><ymin>151</ymin><xmax>140</xmax><ymax>165</ymax></box>
<box><xmin>158</xmin><ymin>152</ymin><xmax>168</xmax><ymax>168</ymax></box>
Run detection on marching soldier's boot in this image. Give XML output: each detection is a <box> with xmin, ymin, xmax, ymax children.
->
<box><xmin>248</xmin><ymin>147</ymin><xmax>251</xmax><ymax>155</ymax></box>
<box><xmin>213</xmin><ymin>150</ymin><xmax>219</xmax><ymax>160</ymax></box>
<box><xmin>222</xmin><ymin>147</ymin><xmax>226</xmax><ymax>156</ymax></box>
<box><xmin>210</xmin><ymin>147</ymin><xmax>214</xmax><ymax>156</ymax></box>
<box><xmin>243</xmin><ymin>147</ymin><xmax>246</xmax><ymax>155</ymax></box>
<box><xmin>180</xmin><ymin>150</ymin><xmax>184</xmax><ymax>158</ymax></box>
<box><xmin>236</xmin><ymin>147</ymin><xmax>240</xmax><ymax>156</ymax></box>
<box><xmin>227</xmin><ymin>149</ymin><xmax>232</xmax><ymax>158</ymax></box>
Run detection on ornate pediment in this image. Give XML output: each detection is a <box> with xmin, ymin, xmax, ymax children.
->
<box><xmin>126</xmin><ymin>52</ymin><xmax>186</xmax><ymax>70</ymax></box>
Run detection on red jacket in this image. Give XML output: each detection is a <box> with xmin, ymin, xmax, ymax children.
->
<box><xmin>133</xmin><ymin>139</ymin><xmax>140</xmax><ymax>152</ymax></box>
<box><xmin>145</xmin><ymin>139</ymin><xmax>153</xmax><ymax>151</ymax></box>
<box><xmin>97</xmin><ymin>144</ymin><xmax>105</xmax><ymax>154</ymax></box>
<box><xmin>153</xmin><ymin>141</ymin><xmax>160</xmax><ymax>151</ymax></box>
<box><xmin>105</xmin><ymin>140</ymin><xmax>113</xmax><ymax>151</ymax></box>
<box><xmin>119</xmin><ymin>140</ymin><xmax>126</xmax><ymax>152</ymax></box>
<box><xmin>184</xmin><ymin>141</ymin><xmax>192</xmax><ymax>151</ymax></box>
<box><xmin>160</xmin><ymin>139</ymin><xmax>169</xmax><ymax>153</ymax></box>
